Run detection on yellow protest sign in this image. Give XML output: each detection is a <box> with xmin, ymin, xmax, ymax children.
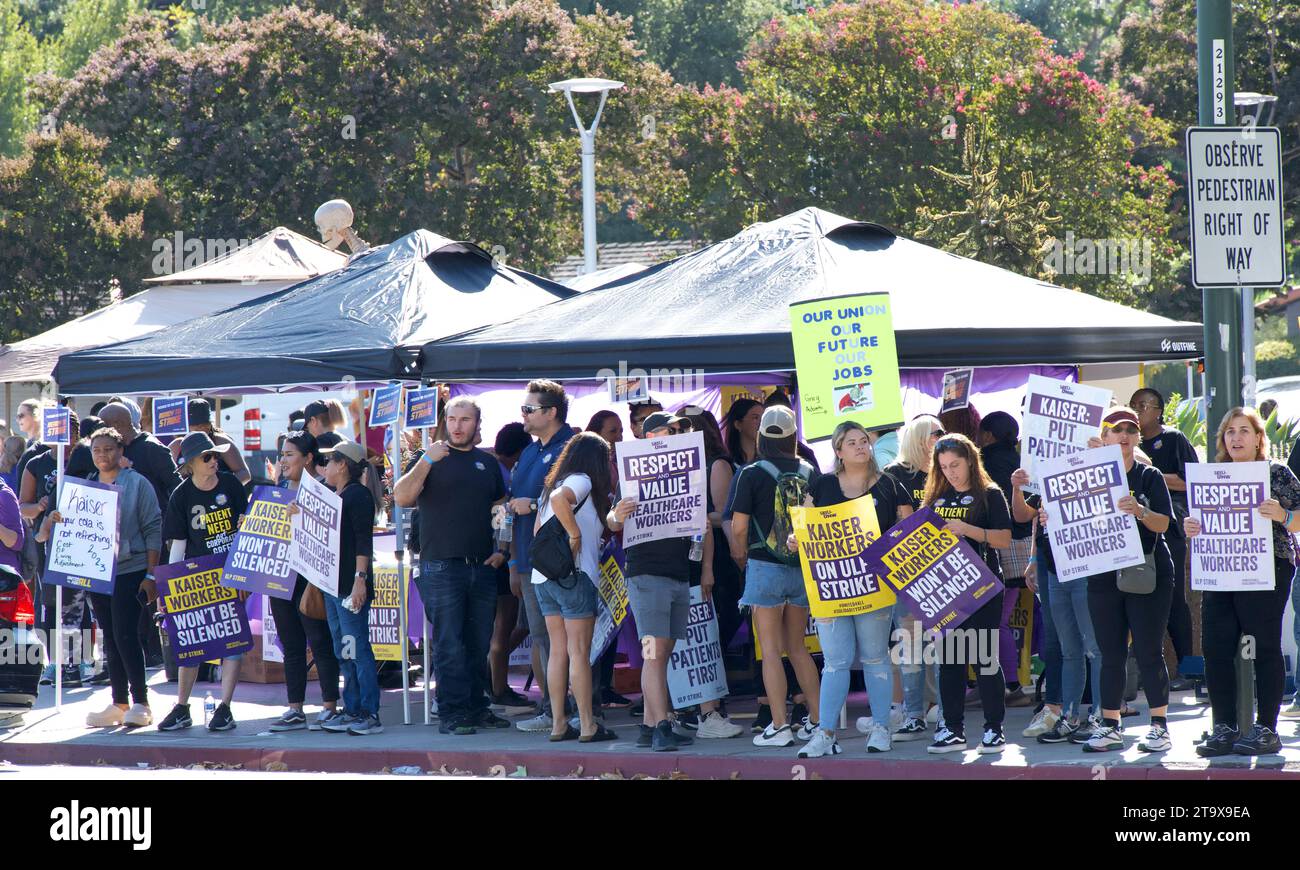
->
<box><xmin>790</xmin><ymin>499</ymin><xmax>894</xmax><ymax>618</ymax></box>
<box><xmin>369</xmin><ymin>562</ymin><xmax>406</xmax><ymax>662</ymax></box>
<box><xmin>753</xmin><ymin>612</ymin><xmax>822</xmax><ymax>660</ymax></box>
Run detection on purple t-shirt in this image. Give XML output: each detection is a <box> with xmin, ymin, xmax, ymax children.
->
<box><xmin>0</xmin><ymin>478</ymin><xmax>25</xmax><ymax>574</ymax></box>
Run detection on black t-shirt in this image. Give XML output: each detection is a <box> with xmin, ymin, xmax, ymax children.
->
<box><xmin>416</xmin><ymin>447</ymin><xmax>505</xmax><ymax>560</ymax></box>
<box><xmin>810</xmin><ymin>471</ymin><xmax>911</xmax><ymax>536</ymax></box>
<box><xmin>626</xmin><ymin>537</ymin><xmax>692</xmax><ymax>583</ymax></box>
<box><xmin>730</xmin><ymin>457</ymin><xmax>819</xmax><ymax>564</ymax></box>
<box><xmin>883</xmin><ymin>462</ymin><xmax>927</xmax><ymax>510</ymax></box>
<box><xmin>26</xmin><ymin>445</ymin><xmax>94</xmax><ymax>519</ymax></box>
<box><xmin>1024</xmin><ymin>492</ymin><xmax>1056</xmax><ymax>575</ymax></box>
<box><xmin>163</xmin><ymin>472</ymin><xmax>248</xmax><ymax>558</ymax></box>
<box><xmin>337</xmin><ymin>482</ymin><xmax>377</xmax><ymax>600</ymax></box>
<box><xmin>981</xmin><ymin>442</ymin><xmax>1031</xmax><ymax>540</ymax></box>
<box><xmin>1140</xmin><ymin>426</ymin><xmax>1196</xmax><ymax>524</ymax></box>
<box><xmin>927</xmin><ymin>485</ymin><xmax>1012</xmax><ymax>578</ymax></box>
<box><xmin>125</xmin><ymin>431</ymin><xmax>181</xmax><ymax>511</ymax></box>
<box><xmin>15</xmin><ymin>442</ymin><xmax>49</xmax><ymax>495</ymax></box>
<box><xmin>1122</xmin><ymin>460</ymin><xmax>1174</xmax><ymax>579</ymax></box>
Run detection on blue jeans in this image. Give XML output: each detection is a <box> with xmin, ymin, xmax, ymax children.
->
<box><xmin>1049</xmin><ymin>569</ymin><xmax>1102</xmax><ymax>719</ymax></box>
<box><xmin>897</xmin><ymin>613</ymin><xmax>940</xmax><ymax>721</ymax></box>
<box><xmin>816</xmin><ymin>607</ymin><xmax>893</xmax><ymax>731</ymax></box>
<box><xmin>1036</xmin><ymin>549</ymin><xmax>1062</xmax><ymax>707</ymax></box>
<box><xmin>323</xmin><ymin>594</ymin><xmax>379</xmax><ymax>718</ymax></box>
<box><xmin>416</xmin><ymin>558</ymin><xmax>498</xmax><ymax>725</ymax></box>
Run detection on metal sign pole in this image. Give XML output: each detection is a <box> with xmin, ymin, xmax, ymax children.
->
<box><xmin>389</xmin><ymin>383</ymin><xmax>410</xmax><ymax>727</ymax></box>
<box><xmin>53</xmin><ymin>443</ymin><xmax>64</xmax><ymax>710</ymax></box>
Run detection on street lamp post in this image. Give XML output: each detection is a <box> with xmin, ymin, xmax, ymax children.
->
<box><xmin>549</xmin><ymin>77</ymin><xmax>625</xmax><ymax>276</ymax></box>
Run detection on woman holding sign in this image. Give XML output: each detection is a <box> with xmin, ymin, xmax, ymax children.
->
<box><xmin>1186</xmin><ymin>408</ymin><xmax>1300</xmax><ymax>757</ymax></box>
<box><xmin>921</xmin><ymin>433</ymin><xmax>1012</xmax><ymax>754</ymax></box>
<box><xmin>796</xmin><ymin>422</ymin><xmax>912</xmax><ymax>758</ymax></box>
<box><xmin>45</xmin><ymin>428</ymin><xmax>162</xmax><ymax>728</ymax></box>
<box><xmin>1078</xmin><ymin>408</ymin><xmax>1175</xmax><ymax>754</ymax></box>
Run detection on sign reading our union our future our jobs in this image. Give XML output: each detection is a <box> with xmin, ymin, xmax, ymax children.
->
<box><xmin>156</xmin><ymin>554</ymin><xmax>253</xmax><ymax>664</ymax></box>
<box><xmin>1038</xmin><ymin>445</ymin><xmax>1144</xmax><ymax>581</ymax></box>
<box><xmin>1186</xmin><ymin>462</ymin><xmax>1274</xmax><ymax>591</ymax></box>
<box><xmin>790</xmin><ymin>498</ymin><xmax>895</xmax><ymax>619</ymax></box>
<box><xmin>862</xmin><ymin>508</ymin><xmax>1003</xmax><ymax>633</ymax></box>
<box><xmin>615</xmin><ymin>430</ymin><xmax>706</xmax><ymax>548</ymax></box>
<box><xmin>788</xmin><ymin>291</ymin><xmax>902</xmax><ymax>442</ymax></box>
<box><xmin>1020</xmin><ymin>375</ymin><xmax>1112</xmax><ymax>495</ymax></box>
<box><xmin>1185</xmin><ymin>127</ymin><xmax>1287</xmax><ymax>288</ymax></box>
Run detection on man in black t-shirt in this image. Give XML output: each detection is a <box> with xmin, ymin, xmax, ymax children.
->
<box><xmin>1130</xmin><ymin>388</ymin><xmax>1196</xmax><ymax>688</ymax></box>
<box><xmin>395</xmin><ymin>396</ymin><xmax>507</xmax><ymax>735</ymax></box>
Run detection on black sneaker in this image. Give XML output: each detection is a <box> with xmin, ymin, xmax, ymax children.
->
<box><xmin>751</xmin><ymin>704</ymin><xmax>773</xmax><ymax>733</ymax></box>
<box><xmin>669</xmin><ymin>724</ymin><xmax>694</xmax><ymax>746</ymax></box>
<box><xmin>978</xmin><ymin>728</ymin><xmax>1006</xmax><ymax>754</ymax></box>
<box><xmin>1233</xmin><ymin>723</ymin><xmax>1281</xmax><ymax>756</ymax></box>
<box><xmin>347</xmin><ymin>714</ymin><xmax>384</xmax><ymax>736</ymax></box>
<box><xmin>637</xmin><ymin>724</ymin><xmax>653</xmax><ymax>748</ymax></box>
<box><xmin>630</xmin><ymin>700</ymin><xmax>644</xmax><ymax>719</ymax></box>
<box><xmin>652</xmin><ymin>720</ymin><xmax>678</xmax><ymax>752</ymax></box>
<box><xmin>927</xmin><ymin>727</ymin><xmax>967</xmax><ymax>754</ymax></box>
<box><xmin>1037</xmin><ymin>718</ymin><xmax>1079</xmax><ymax>744</ymax></box>
<box><xmin>60</xmin><ymin>665</ymin><xmax>82</xmax><ymax>688</ymax></box>
<box><xmin>158</xmin><ymin>703</ymin><xmax>193</xmax><ymax>732</ymax></box>
<box><xmin>893</xmin><ymin>717</ymin><xmax>927</xmax><ymax>742</ymax></box>
<box><xmin>207</xmin><ymin>702</ymin><xmax>236</xmax><ymax>732</ymax></box>
<box><xmin>88</xmin><ymin>669</ymin><xmax>112</xmax><ymax>685</ymax></box>
<box><xmin>269</xmin><ymin>708</ymin><xmax>308</xmax><ymax>732</ymax></box>
<box><xmin>677</xmin><ymin>709</ymin><xmax>700</xmax><ymax>730</ymax></box>
<box><xmin>475</xmin><ymin>709</ymin><xmax>512</xmax><ymax>729</ymax></box>
<box><xmin>1196</xmin><ymin>724</ymin><xmax>1238</xmax><ymax>758</ymax></box>
<box><xmin>490</xmin><ymin>688</ymin><xmax>533</xmax><ymax>710</ymax></box>
<box><xmin>601</xmin><ymin>688</ymin><xmax>633</xmax><ymax>708</ymax></box>
<box><xmin>790</xmin><ymin>702</ymin><xmax>808</xmax><ymax>729</ymax></box>
<box><xmin>438</xmin><ymin>719</ymin><xmax>477</xmax><ymax>736</ymax></box>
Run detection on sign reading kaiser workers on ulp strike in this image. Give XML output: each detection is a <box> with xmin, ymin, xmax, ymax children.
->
<box><xmin>787</xmin><ymin>291</ymin><xmax>903</xmax><ymax>441</ymax></box>
<box><xmin>616</xmin><ymin>430</ymin><xmax>706</xmax><ymax>548</ymax></box>
<box><xmin>1186</xmin><ymin>462</ymin><xmax>1274</xmax><ymax>591</ymax></box>
<box><xmin>1038</xmin><ymin>445</ymin><xmax>1145</xmax><ymax>581</ymax></box>
<box><xmin>790</xmin><ymin>498</ymin><xmax>895</xmax><ymax>618</ymax></box>
<box><xmin>863</xmin><ymin>508</ymin><xmax>1003</xmax><ymax>633</ymax></box>
<box><xmin>1020</xmin><ymin>375</ymin><xmax>1112</xmax><ymax>494</ymax></box>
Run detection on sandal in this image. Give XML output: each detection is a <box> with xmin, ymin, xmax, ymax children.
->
<box><xmin>579</xmin><ymin>723</ymin><xmax>619</xmax><ymax>743</ymax></box>
<box><xmin>549</xmin><ymin>724</ymin><xmax>580</xmax><ymax>742</ymax></box>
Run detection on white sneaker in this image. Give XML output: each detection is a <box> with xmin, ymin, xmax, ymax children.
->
<box><xmin>86</xmin><ymin>704</ymin><xmax>125</xmax><ymax>727</ymax></box>
<box><xmin>855</xmin><ymin>715</ymin><xmax>873</xmax><ymax>735</ymax></box>
<box><xmin>855</xmin><ymin>706</ymin><xmax>904</xmax><ymax>735</ymax></box>
<box><xmin>1281</xmin><ymin>700</ymin><xmax>1300</xmax><ymax>719</ymax></box>
<box><xmin>123</xmin><ymin>704</ymin><xmax>152</xmax><ymax>728</ymax></box>
<box><xmin>1022</xmin><ymin>707</ymin><xmax>1060</xmax><ymax>738</ymax></box>
<box><xmin>696</xmin><ymin>710</ymin><xmax>743</xmax><ymax>739</ymax></box>
<box><xmin>797</xmin><ymin>729</ymin><xmax>841</xmax><ymax>758</ymax></box>
<box><xmin>515</xmin><ymin>712</ymin><xmax>553</xmax><ymax>733</ymax></box>
<box><xmin>1138</xmin><ymin>724</ymin><xmax>1170</xmax><ymax>753</ymax></box>
<box><xmin>794</xmin><ymin>716</ymin><xmax>818</xmax><ymax>741</ymax></box>
<box><xmin>753</xmin><ymin>724</ymin><xmax>795</xmax><ymax>747</ymax></box>
<box><xmin>310</xmin><ymin>709</ymin><xmax>343</xmax><ymax>731</ymax></box>
<box><xmin>1083</xmin><ymin>724</ymin><xmax>1125</xmax><ymax>753</ymax></box>
<box><xmin>867</xmin><ymin>723</ymin><xmax>892</xmax><ymax>753</ymax></box>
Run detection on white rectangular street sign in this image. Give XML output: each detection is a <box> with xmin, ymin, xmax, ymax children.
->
<box><xmin>1185</xmin><ymin>126</ymin><xmax>1287</xmax><ymax>288</ymax></box>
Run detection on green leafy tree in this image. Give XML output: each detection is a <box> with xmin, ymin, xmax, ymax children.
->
<box><xmin>0</xmin><ymin>0</ymin><xmax>43</xmax><ymax>157</ymax></box>
<box><xmin>0</xmin><ymin>124</ymin><xmax>171</xmax><ymax>342</ymax></box>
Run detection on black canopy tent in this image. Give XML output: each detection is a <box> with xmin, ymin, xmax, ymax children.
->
<box><xmin>53</xmin><ymin>229</ymin><xmax>574</xmax><ymax>396</ymax></box>
<box><xmin>419</xmin><ymin>208</ymin><xmax>1203</xmax><ymax>381</ymax></box>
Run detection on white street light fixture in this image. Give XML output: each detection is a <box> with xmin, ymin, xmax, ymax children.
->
<box><xmin>550</xmin><ymin>77</ymin><xmax>625</xmax><ymax>276</ymax></box>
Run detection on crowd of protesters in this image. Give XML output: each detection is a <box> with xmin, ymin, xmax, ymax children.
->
<box><xmin>14</xmin><ymin>381</ymin><xmax>1300</xmax><ymax>760</ymax></box>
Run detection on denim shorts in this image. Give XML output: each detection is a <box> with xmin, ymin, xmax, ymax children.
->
<box><xmin>626</xmin><ymin>574</ymin><xmax>690</xmax><ymax>640</ymax></box>
<box><xmin>740</xmin><ymin>558</ymin><xmax>809</xmax><ymax>609</ymax></box>
<box><xmin>535</xmin><ymin>574</ymin><xmax>598</xmax><ymax>619</ymax></box>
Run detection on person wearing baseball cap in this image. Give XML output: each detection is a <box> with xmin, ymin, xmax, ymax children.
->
<box><xmin>728</xmin><ymin>404</ymin><xmax>823</xmax><ymax>748</ymax></box>
<box><xmin>1064</xmin><ymin>405</ymin><xmax>1175</xmax><ymax>754</ymax></box>
<box><xmin>300</xmin><ymin>401</ymin><xmax>334</xmax><ymax>438</ymax></box>
<box><xmin>156</xmin><ymin>430</ymin><xmax>250</xmax><ymax>733</ymax></box>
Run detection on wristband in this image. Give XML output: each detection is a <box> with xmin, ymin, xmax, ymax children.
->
<box><xmin>508</xmin><ymin>559</ymin><xmax>516</xmax><ymax>569</ymax></box>
<box><xmin>1286</xmin><ymin>510</ymin><xmax>1294</xmax><ymax>528</ymax></box>
<box><xmin>422</xmin><ymin>453</ymin><xmax>436</xmax><ymax>467</ymax></box>
<box><xmin>143</xmin><ymin>573</ymin><xmax>155</xmax><ymax>582</ymax></box>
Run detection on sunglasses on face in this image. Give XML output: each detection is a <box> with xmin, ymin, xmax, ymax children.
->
<box><xmin>1111</xmin><ymin>424</ymin><xmax>1139</xmax><ymax>435</ymax></box>
<box><xmin>521</xmin><ymin>403</ymin><xmax>555</xmax><ymax>415</ymax></box>
<box><xmin>327</xmin><ymin>454</ymin><xmax>346</xmax><ymax>464</ymax></box>
<box><xmin>931</xmin><ymin>429</ymin><xmax>945</xmax><ymax>437</ymax></box>
<box><xmin>1130</xmin><ymin>402</ymin><xmax>1159</xmax><ymax>412</ymax></box>
<box><xmin>201</xmin><ymin>452</ymin><xmax>218</xmax><ymax>463</ymax></box>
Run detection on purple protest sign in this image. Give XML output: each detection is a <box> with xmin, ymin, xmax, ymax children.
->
<box><xmin>157</xmin><ymin>553</ymin><xmax>253</xmax><ymax>665</ymax></box>
<box><xmin>222</xmin><ymin>486</ymin><xmax>296</xmax><ymax>599</ymax></box>
<box><xmin>862</xmin><ymin>507</ymin><xmax>1004</xmax><ymax>632</ymax></box>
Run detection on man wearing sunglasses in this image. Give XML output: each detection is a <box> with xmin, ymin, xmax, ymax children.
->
<box><xmin>505</xmin><ymin>380</ymin><xmax>577</xmax><ymax>732</ymax></box>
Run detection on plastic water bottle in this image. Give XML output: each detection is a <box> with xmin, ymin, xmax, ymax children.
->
<box><xmin>499</xmin><ymin>510</ymin><xmax>514</xmax><ymax>544</ymax></box>
<box><xmin>203</xmin><ymin>692</ymin><xmax>215</xmax><ymax>727</ymax></box>
<box><xmin>688</xmin><ymin>533</ymin><xmax>704</xmax><ymax>562</ymax></box>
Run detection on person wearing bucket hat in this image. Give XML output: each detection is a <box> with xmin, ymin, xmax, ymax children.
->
<box><xmin>155</xmin><ymin>430</ymin><xmax>250</xmax><ymax>733</ymax></box>
<box><xmin>1057</xmin><ymin>405</ymin><xmax>1175</xmax><ymax>754</ymax></box>
<box><xmin>167</xmin><ymin>399</ymin><xmax>251</xmax><ymax>486</ymax></box>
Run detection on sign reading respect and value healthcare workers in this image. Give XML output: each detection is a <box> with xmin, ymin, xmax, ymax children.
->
<box><xmin>616</xmin><ymin>430</ymin><xmax>706</xmax><ymax>548</ymax></box>
<box><xmin>1186</xmin><ymin>462</ymin><xmax>1274</xmax><ymax>591</ymax></box>
<box><xmin>289</xmin><ymin>473</ymin><xmax>343</xmax><ymax>595</ymax></box>
<box><xmin>1038</xmin><ymin>445</ymin><xmax>1145</xmax><ymax>581</ymax></box>
<box><xmin>1020</xmin><ymin>375</ymin><xmax>1112</xmax><ymax>494</ymax></box>
<box><xmin>788</xmin><ymin>291</ymin><xmax>902</xmax><ymax>441</ymax></box>
<box><xmin>156</xmin><ymin>553</ymin><xmax>253</xmax><ymax>664</ymax></box>
<box><xmin>222</xmin><ymin>486</ymin><xmax>296</xmax><ymax>599</ymax></box>
<box><xmin>790</xmin><ymin>498</ymin><xmax>895</xmax><ymax>618</ymax></box>
<box><xmin>863</xmin><ymin>508</ymin><xmax>1003</xmax><ymax>633</ymax></box>
<box><xmin>44</xmin><ymin>477</ymin><xmax>119</xmax><ymax>594</ymax></box>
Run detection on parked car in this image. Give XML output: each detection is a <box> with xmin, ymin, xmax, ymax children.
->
<box><xmin>0</xmin><ymin>565</ymin><xmax>39</xmax><ymax>723</ymax></box>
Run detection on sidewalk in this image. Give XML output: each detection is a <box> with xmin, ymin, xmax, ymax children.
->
<box><xmin>3</xmin><ymin>670</ymin><xmax>1299</xmax><ymax>779</ymax></box>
